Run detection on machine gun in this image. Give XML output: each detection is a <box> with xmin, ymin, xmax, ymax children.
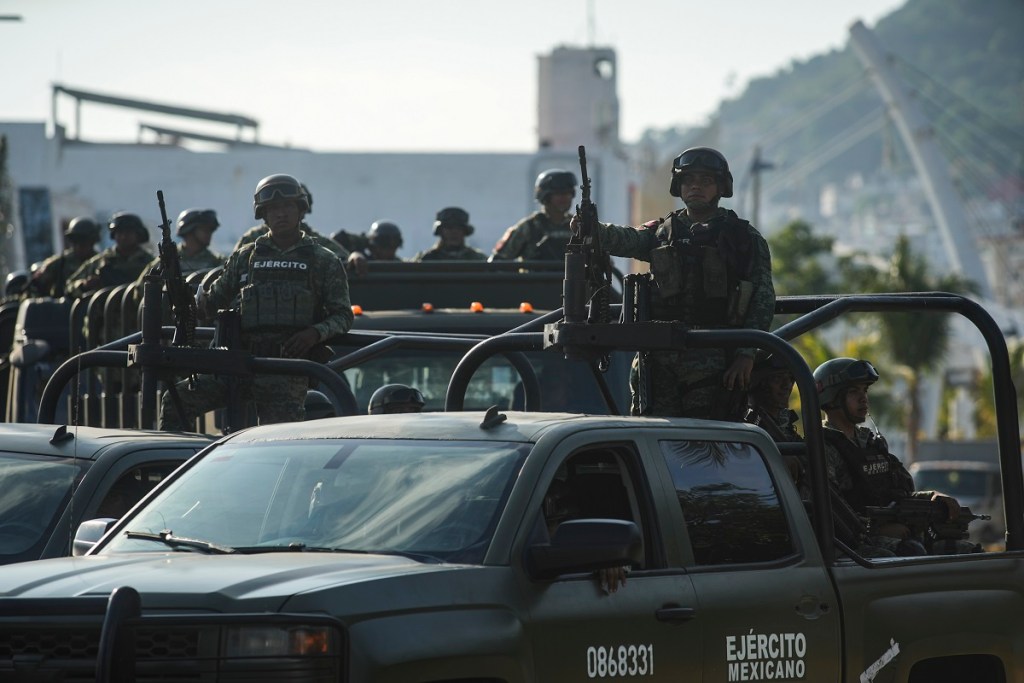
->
<box><xmin>155</xmin><ymin>190</ymin><xmax>197</xmax><ymax>348</ymax></box>
<box><xmin>562</xmin><ymin>145</ymin><xmax>614</xmax><ymax>365</ymax></box>
<box><xmin>864</xmin><ymin>498</ymin><xmax>990</xmax><ymax>542</ymax></box>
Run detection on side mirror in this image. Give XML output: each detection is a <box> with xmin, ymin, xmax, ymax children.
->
<box><xmin>526</xmin><ymin>519</ymin><xmax>642</xmax><ymax>580</ymax></box>
<box><xmin>72</xmin><ymin>518</ymin><xmax>117</xmax><ymax>556</ymax></box>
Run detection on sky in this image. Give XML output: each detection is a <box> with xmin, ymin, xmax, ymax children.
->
<box><xmin>1</xmin><ymin>0</ymin><xmax>905</xmax><ymax>153</ymax></box>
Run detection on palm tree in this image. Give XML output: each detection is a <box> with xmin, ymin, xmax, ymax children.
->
<box><xmin>838</xmin><ymin>235</ymin><xmax>976</xmax><ymax>458</ymax></box>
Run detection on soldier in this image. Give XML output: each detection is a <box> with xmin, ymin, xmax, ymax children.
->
<box><xmin>66</xmin><ymin>212</ymin><xmax>153</xmax><ymax>298</ymax></box>
<box><xmin>411</xmin><ymin>207</ymin><xmax>487</xmax><ymax>262</ymax></box>
<box><xmin>234</xmin><ymin>177</ymin><xmax>350</xmax><ymax>262</ymax></box>
<box><xmin>1</xmin><ymin>270</ymin><xmax>30</xmax><ymax>306</ymax></box>
<box><xmin>368</xmin><ymin>383</ymin><xmax>425</xmax><ymax>415</ymax></box>
<box><xmin>814</xmin><ymin>357</ymin><xmax>966</xmax><ymax>556</ymax></box>
<box><xmin>744</xmin><ymin>353</ymin><xmax>800</xmax><ymax>443</ymax></box>
<box><xmin>28</xmin><ymin>216</ymin><xmax>101</xmax><ymax>297</ymax></box>
<box><xmin>158</xmin><ymin>173</ymin><xmax>353</xmax><ymax>430</ymax></box>
<box><xmin>570</xmin><ymin>147</ymin><xmax>775</xmax><ymax>418</ymax></box>
<box><xmin>138</xmin><ymin>208</ymin><xmax>225</xmax><ymax>281</ymax></box>
<box><xmin>491</xmin><ymin>169</ymin><xmax>576</xmax><ymax>261</ymax></box>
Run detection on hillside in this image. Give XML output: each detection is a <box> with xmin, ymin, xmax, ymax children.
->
<box><xmin>650</xmin><ymin>0</ymin><xmax>1023</xmax><ymax>208</ymax></box>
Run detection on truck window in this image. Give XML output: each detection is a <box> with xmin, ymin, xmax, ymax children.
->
<box><xmin>660</xmin><ymin>440</ymin><xmax>794</xmax><ymax>566</ymax></box>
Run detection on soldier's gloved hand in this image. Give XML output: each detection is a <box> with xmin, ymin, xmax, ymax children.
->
<box><xmin>282</xmin><ymin>327</ymin><xmax>320</xmax><ymax>359</ymax></box>
<box><xmin>931</xmin><ymin>493</ymin><xmax>961</xmax><ymax>519</ymax></box>
<box><xmin>569</xmin><ymin>214</ymin><xmax>581</xmax><ymax>235</ymax></box>
<box><xmin>722</xmin><ymin>354</ymin><xmax>754</xmax><ymax>391</ymax></box>
<box><xmin>347</xmin><ymin>251</ymin><xmax>368</xmax><ymax>277</ymax></box>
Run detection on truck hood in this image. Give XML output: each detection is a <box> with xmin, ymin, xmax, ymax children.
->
<box><xmin>0</xmin><ymin>552</ymin><xmax>455</xmax><ymax>610</ymax></box>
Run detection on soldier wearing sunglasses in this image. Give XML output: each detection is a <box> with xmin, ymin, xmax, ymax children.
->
<box><xmin>570</xmin><ymin>147</ymin><xmax>775</xmax><ymax>419</ymax></box>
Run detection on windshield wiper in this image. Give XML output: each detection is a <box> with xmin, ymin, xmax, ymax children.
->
<box><xmin>124</xmin><ymin>529</ymin><xmax>236</xmax><ymax>554</ymax></box>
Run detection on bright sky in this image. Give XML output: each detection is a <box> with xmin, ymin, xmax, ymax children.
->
<box><xmin>1</xmin><ymin>0</ymin><xmax>904</xmax><ymax>152</ymax></box>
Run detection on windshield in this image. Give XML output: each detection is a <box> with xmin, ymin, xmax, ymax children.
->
<box><xmin>103</xmin><ymin>438</ymin><xmax>529</xmax><ymax>563</ymax></box>
<box><xmin>0</xmin><ymin>454</ymin><xmax>82</xmax><ymax>561</ymax></box>
<box><xmin>340</xmin><ymin>348</ymin><xmax>630</xmax><ymax>414</ymax></box>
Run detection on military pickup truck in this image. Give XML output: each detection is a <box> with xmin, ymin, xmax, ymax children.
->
<box><xmin>1</xmin><ymin>291</ymin><xmax>1022</xmax><ymax>682</ymax></box>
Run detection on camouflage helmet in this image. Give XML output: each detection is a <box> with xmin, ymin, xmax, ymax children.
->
<box><xmin>368</xmin><ymin>220</ymin><xmax>403</xmax><ymax>249</ymax></box>
<box><xmin>534</xmin><ymin>169</ymin><xmax>578</xmax><ymax>203</ymax></box>
<box><xmin>109</xmin><ymin>212</ymin><xmax>149</xmax><ymax>243</ymax></box>
<box><xmin>253</xmin><ymin>174</ymin><xmax>309</xmax><ymax>220</ymax></box>
<box><xmin>669</xmin><ymin>146</ymin><xmax>734</xmax><ymax>198</ymax></box>
<box><xmin>304</xmin><ymin>389</ymin><xmax>336</xmax><ymax>420</ymax></box>
<box><xmin>64</xmin><ymin>216</ymin><xmax>100</xmax><ymax>243</ymax></box>
<box><xmin>813</xmin><ymin>358</ymin><xmax>879</xmax><ymax>409</ymax></box>
<box><xmin>368</xmin><ymin>384</ymin><xmax>425</xmax><ymax>415</ymax></box>
<box><xmin>176</xmin><ymin>209</ymin><xmax>219</xmax><ymax>237</ymax></box>
<box><xmin>4</xmin><ymin>270</ymin><xmax>30</xmax><ymax>297</ymax></box>
<box><xmin>433</xmin><ymin>206</ymin><xmax>474</xmax><ymax>236</ymax></box>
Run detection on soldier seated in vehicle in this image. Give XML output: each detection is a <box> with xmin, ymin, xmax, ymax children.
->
<box><xmin>411</xmin><ymin>207</ymin><xmax>487</xmax><ymax>262</ymax></box>
<box><xmin>814</xmin><ymin>357</ymin><xmax>974</xmax><ymax>555</ymax></box>
<box><xmin>368</xmin><ymin>384</ymin><xmax>425</xmax><ymax>414</ymax></box>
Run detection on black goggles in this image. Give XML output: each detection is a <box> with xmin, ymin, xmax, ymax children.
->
<box><xmin>673</xmin><ymin>149</ymin><xmax>727</xmax><ymax>173</ymax></box>
<box><xmin>822</xmin><ymin>360</ymin><xmax>879</xmax><ymax>388</ymax></box>
<box><xmin>255</xmin><ymin>184</ymin><xmax>305</xmax><ymax>204</ymax></box>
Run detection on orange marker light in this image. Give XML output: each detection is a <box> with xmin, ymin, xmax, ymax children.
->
<box><xmin>470</xmin><ymin>301</ymin><xmax>484</xmax><ymax>313</ymax></box>
<box><xmin>519</xmin><ymin>302</ymin><xmax>534</xmax><ymax>313</ymax></box>
<box><xmin>351</xmin><ymin>304</ymin><xmax>364</xmax><ymax>316</ymax></box>
<box><xmin>421</xmin><ymin>303</ymin><xmax>434</xmax><ymax>313</ymax></box>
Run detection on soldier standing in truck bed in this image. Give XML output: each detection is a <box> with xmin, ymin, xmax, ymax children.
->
<box><xmin>490</xmin><ymin>169</ymin><xmax>577</xmax><ymax>261</ymax></box>
<box><xmin>571</xmin><ymin>147</ymin><xmax>775</xmax><ymax>419</ymax></box>
<box><xmin>412</xmin><ymin>207</ymin><xmax>487</xmax><ymax>262</ymax></box>
<box><xmin>159</xmin><ymin>173</ymin><xmax>353</xmax><ymax>430</ymax></box>
<box><xmin>138</xmin><ymin>208</ymin><xmax>225</xmax><ymax>281</ymax></box>
<box><xmin>66</xmin><ymin>212</ymin><xmax>153</xmax><ymax>298</ymax></box>
<box><xmin>234</xmin><ymin>180</ymin><xmax>349</xmax><ymax>262</ymax></box>
<box><xmin>29</xmin><ymin>217</ymin><xmax>101</xmax><ymax>298</ymax></box>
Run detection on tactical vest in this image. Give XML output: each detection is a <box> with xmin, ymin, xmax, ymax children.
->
<box><xmin>526</xmin><ymin>215</ymin><xmax>572</xmax><ymax>260</ymax></box>
<box><xmin>648</xmin><ymin>210</ymin><xmax>754</xmax><ymax>326</ymax></box>
<box><xmin>823</xmin><ymin>428</ymin><xmax>914</xmax><ymax>510</ymax></box>
<box><xmin>239</xmin><ymin>240</ymin><xmax>318</xmax><ymax>332</ymax></box>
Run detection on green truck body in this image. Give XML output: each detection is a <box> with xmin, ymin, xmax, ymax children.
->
<box><xmin>0</xmin><ymin>410</ymin><xmax>1020</xmax><ymax>682</ymax></box>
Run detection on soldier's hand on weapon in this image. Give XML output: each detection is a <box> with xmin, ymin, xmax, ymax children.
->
<box><xmin>568</xmin><ymin>214</ymin><xmax>582</xmax><ymax>236</ymax></box>
<box><xmin>346</xmin><ymin>251</ymin><xmax>369</xmax><ymax>277</ymax></box>
<box><xmin>282</xmin><ymin>327</ymin><xmax>320</xmax><ymax>359</ymax></box>
<box><xmin>930</xmin><ymin>492</ymin><xmax>961</xmax><ymax>520</ymax></box>
<box><xmin>722</xmin><ymin>354</ymin><xmax>754</xmax><ymax>390</ymax></box>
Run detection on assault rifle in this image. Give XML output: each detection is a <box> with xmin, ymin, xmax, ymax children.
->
<box><xmin>155</xmin><ymin>190</ymin><xmax>197</xmax><ymax>348</ymax></box>
<box><xmin>864</xmin><ymin>499</ymin><xmax>990</xmax><ymax>542</ymax></box>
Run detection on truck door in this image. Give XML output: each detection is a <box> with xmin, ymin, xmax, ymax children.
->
<box><xmin>524</xmin><ymin>440</ymin><xmax>703</xmax><ymax>681</ymax></box>
<box><xmin>653</xmin><ymin>436</ymin><xmax>842</xmax><ymax>682</ymax></box>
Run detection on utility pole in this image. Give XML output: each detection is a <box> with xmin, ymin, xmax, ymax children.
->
<box><xmin>749</xmin><ymin>146</ymin><xmax>774</xmax><ymax>229</ymax></box>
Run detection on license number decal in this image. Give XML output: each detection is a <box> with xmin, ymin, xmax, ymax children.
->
<box><xmin>586</xmin><ymin>644</ymin><xmax>654</xmax><ymax>678</ymax></box>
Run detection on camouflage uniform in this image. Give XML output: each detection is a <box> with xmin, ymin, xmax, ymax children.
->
<box><xmin>30</xmin><ymin>248</ymin><xmax>96</xmax><ymax>297</ymax></box>
<box><xmin>412</xmin><ymin>244</ymin><xmax>487</xmax><ymax>262</ymax></box>
<box><xmin>598</xmin><ymin>207</ymin><xmax>775</xmax><ymax>418</ymax></box>
<box><xmin>332</xmin><ymin>230</ymin><xmax>371</xmax><ymax>254</ymax></box>
<box><xmin>236</xmin><ymin>222</ymin><xmax>350</xmax><ymax>260</ymax></box>
<box><xmin>66</xmin><ymin>246</ymin><xmax>154</xmax><ymax>298</ymax></box>
<box><xmin>822</xmin><ymin>422</ymin><xmax>954</xmax><ymax>555</ymax></box>
<box><xmin>490</xmin><ymin>211</ymin><xmax>572</xmax><ymax>260</ymax></box>
<box><xmin>159</xmin><ymin>233</ymin><xmax>353</xmax><ymax>429</ymax></box>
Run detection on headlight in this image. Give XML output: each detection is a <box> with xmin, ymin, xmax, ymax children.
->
<box><xmin>224</xmin><ymin>625</ymin><xmax>337</xmax><ymax>657</ymax></box>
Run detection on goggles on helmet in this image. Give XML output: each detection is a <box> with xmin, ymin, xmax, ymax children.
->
<box><xmin>255</xmin><ymin>184</ymin><xmax>306</xmax><ymax>204</ymax></box>
<box><xmin>820</xmin><ymin>360</ymin><xmax>879</xmax><ymax>389</ymax></box>
<box><xmin>673</xmin><ymin>149</ymin><xmax>728</xmax><ymax>173</ymax></box>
